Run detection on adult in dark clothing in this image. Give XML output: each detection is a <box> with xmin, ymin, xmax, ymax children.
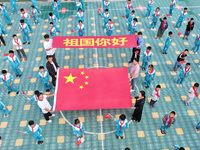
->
<box><xmin>129</xmin><ymin>32</ymin><xmax>144</xmax><ymax>63</ymax></box>
<box><xmin>173</xmin><ymin>49</ymin><xmax>188</xmax><ymax>72</ymax></box>
<box><xmin>46</xmin><ymin>55</ymin><xmax>59</xmax><ymax>87</ymax></box>
<box><xmin>156</xmin><ymin>16</ymin><xmax>168</xmax><ymax>40</ymax></box>
<box><xmin>183</xmin><ymin>18</ymin><xmax>194</xmax><ymax>40</ymax></box>
<box><xmin>132</xmin><ymin>91</ymin><xmax>145</xmax><ymax>122</ymax></box>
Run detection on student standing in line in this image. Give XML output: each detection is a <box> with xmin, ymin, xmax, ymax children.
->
<box><xmin>12</xmin><ymin>34</ymin><xmax>27</xmax><ymax>61</ymax></box>
<box><xmin>183</xmin><ymin>18</ymin><xmax>194</xmax><ymax>40</ymax></box>
<box><xmin>175</xmin><ymin>7</ymin><xmax>187</xmax><ymax>29</ymax></box>
<box><xmin>160</xmin><ymin>111</ymin><xmax>176</xmax><ymax>134</ymax></box>
<box><xmin>2</xmin><ymin>50</ymin><xmax>22</xmax><ymax>77</ymax></box>
<box><xmin>145</xmin><ymin>0</ymin><xmax>154</xmax><ymax>19</ymax></box>
<box><xmin>185</xmin><ymin>83</ymin><xmax>199</xmax><ymax>106</ymax></box>
<box><xmin>114</xmin><ymin>114</ymin><xmax>129</xmax><ymax>139</ymax></box>
<box><xmin>169</xmin><ymin>0</ymin><xmax>176</xmax><ymax>17</ymax></box>
<box><xmin>0</xmin><ymin>70</ymin><xmax>19</xmax><ymax>94</ymax></box>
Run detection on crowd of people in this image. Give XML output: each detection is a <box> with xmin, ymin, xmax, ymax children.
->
<box><xmin>0</xmin><ymin>0</ymin><xmax>199</xmax><ymax>149</ymax></box>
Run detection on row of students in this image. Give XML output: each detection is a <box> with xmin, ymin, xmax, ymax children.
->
<box><xmin>9</xmin><ymin>0</ymin><xmax>41</xmax><ymax>14</ymax></box>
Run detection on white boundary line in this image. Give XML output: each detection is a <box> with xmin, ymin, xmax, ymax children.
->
<box><xmin>53</xmin><ymin>68</ymin><xmax>59</xmax><ymax>111</ymax></box>
<box><xmin>92</xmin><ymin>9</ymin><xmax>105</xmax><ymax>150</ymax></box>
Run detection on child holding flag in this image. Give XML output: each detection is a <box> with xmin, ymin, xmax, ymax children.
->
<box><xmin>48</xmin><ymin>12</ymin><xmax>60</xmax><ymax>32</ymax></box>
<box><xmin>127</xmin><ymin>10</ymin><xmax>135</xmax><ymax>31</ymax></box>
<box><xmin>31</xmin><ymin>0</ymin><xmax>41</xmax><ymax>13</ymax></box>
<box><xmin>73</xmin><ymin>119</ymin><xmax>85</xmax><ymax>143</ymax></box>
<box><xmin>125</xmin><ymin>0</ymin><xmax>133</xmax><ymax>19</ymax></box>
<box><xmin>144</xmin><ymin>64</ymin><xmax>156</xmax><ymax>88</ymax></box>
<box><xmin>23</xmin><ymin>120</ymin><xmax>44</xmax><ymax>145</ymax></box>
<box><xmin>12</xmin><ymin>34</ymin><xmax>27</xmax><ymax>61</ymax></box>
<box><xmin>2</xmin><ymin>50</ymin><xmax>22</xmax><ymax>77</ymax></box>
<box><xmin>49</xmin><ymin>22</ymin><xmax>56</xmax><ymax>37</ymax></box>
<box><xmin>27</xmin><ymin>90</ymin><xmax>43</xmax><ymax>115</ymax></box>
<box><xmin>74</xmin><ymin>0</ymin><xmax>82</xmax><ymax>12</ymax></box>
<box><xmin>185</xmin><ymin>83</ymin><xmax>199</xmax><ymax>106</ymax></box>
<box><xmin>101</xmin><ymin>9</ymin><xmax>110</xmax><ymax>31</ymax></box>
<box><xmin>156</xmin><ymin>16</ymin><xmax>168</xmax><ymax>40</ymax></box>
<box><xmin>175</xmin><ymin>7</ymin><xmax>187</xmax><ymax>29</ymax></box>
<box><xmin>183</xmin><ymin>18</ymin><xmax>194</xmax><ymax>40</ymax></box>
<box><xmin>0</xmin><ymin>70</ymin><xmax>19</xmax><ymax>94</ymax></box>
<box><xmin>0</xmin><ymin>99</ymin><xmax>9</xmax><ymax>118</ymax></box>
<box><xmin>76</xmin><ymin>8</ymin><xmax>84</xmax><ymax>23</ymax></box>
<box><xmin>191</xmin><ymin>34</ymin><xmax>200</xmax><ymax>54</ymax></box>
<box><xmin>19</xmin><ymin>19</ymin><xmax>31</xmax><ymax>44</ymax></box>
<box><xmin>114</xmin><ymin>114</ymin><xmax>129</xmax><ymax>139</ymax></box>
<box><xmin>20</xmin><ymin>8</ymin><xmax>33</xmax><ymax>33</ymax></box>
<box><xmin>161</xmin><ymin>111</ymin><xmax>176</xmax><ymax>134</ymax></box>
<box><xmin>31</xmin><ymin>5</ymin><xmax>40</xmax><ymax>25</ymax></box>
<box><xmin>145</xmin><ymin>0</ymin><xmax>154</xmax><ymax>19</ymax></box>
<box><xmin>162</xmin><ymin>31</ymin><xmax>175</xmax><ymax>55</ymax></box>
<box><xmin>52</xmin><ymin>0</ymin><xmax>60</xmax><ymax>22</ymax></box>
<box><xmin>106</xmin><ymin>19</ymin><xmax>114</xmax><ymax>36</ymax></box>
<box><xmin>130</xmin><ymin>18</ymin><xmax>138</xmax><ymax>35</ymax></box>
<box><xmin>150</xmin><ymin>7</ymin><xmax>160</xmax><ymax>30</ymax></box>
<box><xmin>0</xmin><ymin>4</ymin><xmax>12</xmax><ymax>25</ymax></box>
<box><xmin>169</xmin><ymin>0</ymin><xmax>176</xmax><ymax>17</ymax></box>
<box><xmin>141</xmin><ymin>46</ymin><xmax>152</xmax><ymax>71</ymax></box>
<box><xmin>150</xmin><ymin>85</ymin><xmax>161</xmax><ymax>108</ymax></box>
<box><xmin>77</xmin><ymin>20</ymin><xmax>85</xmax><ymax>36</ymax></box>
<box><xmin>37</xmin><ymin>66</ymin><xmax>51</xmax><ymax>92</ymax></box>
<box><xmin>10</xmin><ymin>0</ymin><xmax>19</xmax><ymax>14</ymax></box>
<box><xmin>176</xmin><ymin>63</ymin><xmax>191</xmax><ymax>87</ymax></box>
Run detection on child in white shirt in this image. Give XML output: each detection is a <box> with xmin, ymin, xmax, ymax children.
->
<box><xmin>150</xmin><ymin>85</ymin><xmax>161</xmax><ymax>108</ymax></box>
<box><xmin>185</xmin><ymin>83</ymin><xmax>199</xmax><ymax>106</ymax></box>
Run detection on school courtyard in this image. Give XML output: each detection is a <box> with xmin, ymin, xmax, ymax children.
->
<box><xmin>0</xmin><ymin>0</ymin><xmax>200</xmax><ymax>150</ymax></box>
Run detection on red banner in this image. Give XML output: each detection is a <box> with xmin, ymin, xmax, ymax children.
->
<box><xmin>53</xmin><ymin>68</ymin><xmax>132</xmax><ymax>111</ymax></box>
<box><xmin>52</xmin><ymin>35</ymin><xmax>137</xmax><ymax>48</ymax></box>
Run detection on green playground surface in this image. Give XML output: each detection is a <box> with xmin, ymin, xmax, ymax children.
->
<box><xmin>0</xmin><ymin>0</ymin><xmax>200</xmax><ymax>150</ymax></box>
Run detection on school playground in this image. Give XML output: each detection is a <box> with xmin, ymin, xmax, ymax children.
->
<box><xmin>0</xmin><ymin>0</ymin><xmax>200</xmax><ymax>150</ymax></box>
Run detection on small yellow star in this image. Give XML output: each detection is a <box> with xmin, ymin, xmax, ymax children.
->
<box><xmin>81</xmin><ymin>72</ymin><xmax>84</xmax><ymax>75</ymax></box>
<box><xmin>64</xmin><ymin>73</ymin><xmax>77</xmax><ymax>84</ymax></box>
<box><xmin>85</xmin><ymin>76</ymin><xmax>89</xmax><ymax>79</ymax></box>
<box><xmin>80</xmin><ymin>85</ymin><xmax>83</xmax><ymax>89</ymax></box>
<box><xmin>85</xmin><ymin>81</ymin><xmax>88</xmax><ymax>85</ymax></box>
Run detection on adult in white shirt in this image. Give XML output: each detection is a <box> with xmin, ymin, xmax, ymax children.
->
<box><xmin>43</xmin><ymin>34</ymin><xmax>58</xmax><ymax>64</ymax></box>
<box><xmin>46</xmin><ymin>55</ymin><xmax>59</xmax><ymax>87</ymax></box>
<box><xmin>37</xmin><ymin>93</ymin><xmax>55</xmax><ymax>123</ymax></box>
<box><xmin>12</xmin><ymin>34</ymin><xmax>27</xmax><ymax>61</ymax></box>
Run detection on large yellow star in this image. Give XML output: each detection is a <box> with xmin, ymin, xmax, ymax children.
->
<box><xmin>64</xmin><ymin>74</ymin><xmax>77</xmax><ymax>84</ymax></box>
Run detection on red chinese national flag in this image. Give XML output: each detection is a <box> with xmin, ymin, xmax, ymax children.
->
<box><xmin>53</xmin><ymin>68</ymin><xmax>132</xmax><ymax>111</ymax></box>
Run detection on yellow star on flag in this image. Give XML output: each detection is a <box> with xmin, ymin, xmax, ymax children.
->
<box><xmin>64</xmin><ymin>73</ymin><xmax>77</xmax><ymax>84</ymax></box>
<box><xmin>80</xmin><ymin>85</ymin><xmax>83</xmax><ymax>89</ymax></box>
<box><xmin>85</xmin><ymin>81</ymin><xmax>88</xmax><ymax>85</ymax></box>
<box><xmin>81</xmin><ymin>72</ymin><xmax>84</xmax><ymax>75</ymax></box>
<box><xmin>85</xmin><ymin>76</ymin><xmax>89</xmax><ymax>79</ymax></box>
